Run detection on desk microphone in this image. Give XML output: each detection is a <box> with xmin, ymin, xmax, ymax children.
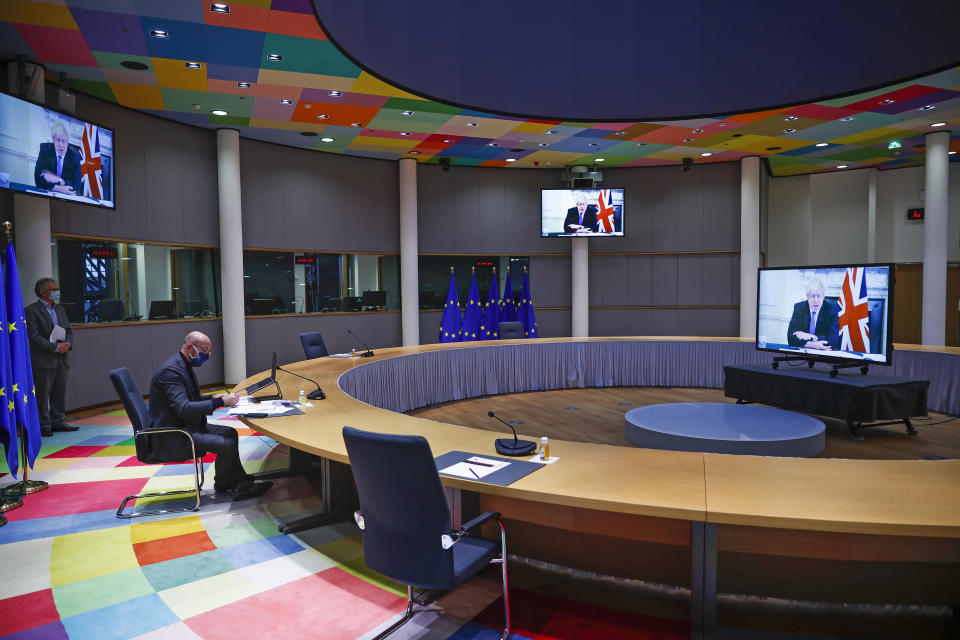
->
<box><xmin>277</xmin><ymin>365</ymin><xmax>326</xmax><ymax>400</ymax></box>
<box><xmin>347</xmin><ymin>330</ymin><xmax>374</xmax><ymax>357</ymax></box>
<box><xmin>488</xmin><ymin>410</ymin><xmax>536</xmax><ymax>456</ymax></box>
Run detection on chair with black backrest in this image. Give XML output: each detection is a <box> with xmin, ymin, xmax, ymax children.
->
<box><xmin>498</xmin><ymin>321</ymin><xmax>524</xmax><ymax>339</ymax></box>
<box><xmin>109</xmin><ymin>367</ymin><xmax>204</xmax><ymax>519</ymax></box>
<box><xmin>99</xmin><ymin>298</ymin><xmax>125</xmax><ymax>322</ymax></box>
<box><xmin>299</xmin><ymin>332</ymin><xmax>329</xmax><ymax>359</ymax></box>
<box><xmin>342</xmin><ymin>426</ymin><xmax>511</xmax><ymax>639</ymax></box>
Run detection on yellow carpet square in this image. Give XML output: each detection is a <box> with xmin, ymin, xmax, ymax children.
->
<box><xmin>51</xmin><ymin>527</ymin><xmax>139</xmax><ymax>586</ymax></box>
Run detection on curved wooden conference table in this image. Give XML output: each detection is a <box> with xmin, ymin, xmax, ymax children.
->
<box><xmin>237</xmin><ymin>337</ymin><xmax>960</xmax><ymax>627</ymax></box>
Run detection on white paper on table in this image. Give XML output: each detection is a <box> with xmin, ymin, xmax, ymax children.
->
<box><xmin>440</xmin><ymin>456</ymin><xmax>510</xmax><ymax>480</ymax></box>
<box><xmin>49</xmin><ymin>325</ymin><xmax>66</xmax><ymax>343</ymax></box>
<box><xmin>227</xmin><ymin>400</ymin><xmax>295</xmax><ymax>416</ymax></box>
<box><xmin>528</xmin><ymin>454</ymin><xmax>559</xmax><ymax>465</ymax></box>
<box><xmin>327</xmin><ymin>353</ymin><xmax>354</xmax><ymax>358</ymax></box>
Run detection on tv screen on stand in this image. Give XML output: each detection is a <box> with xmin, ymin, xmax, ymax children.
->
<box><xmin>541</xmin><ymin>188</ymin><xmax>624</xmax><ymax>237</ymax></box>
<box><xmin>0</xmin><ymin>91</ymin><xmax>116</xmax><ymax>210</ymax></box>
<box><xmin>756</xmin><ymin>264</ymin><xmax>894</xmax><ymax>366</ymax></box>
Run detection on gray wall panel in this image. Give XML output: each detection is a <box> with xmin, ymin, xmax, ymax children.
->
<box><xmin>702</xmin><ymin>254</ymin><xmax>738</xmax><ymax>306</ymax></box>
<box><xmin>180</xmin><ymin>126</ymin><xmax>219</xmax><ymax>245</ymax></box>
<box><xmin>651</xmin><ymin>255</ymin><xmax>678</xmax><ymax>306</ymax></box>
<box><xmin>625</xmin><ymin>255</ymin><xmax>653</xmax><ymax>307</ymax></box>
<box><xmin>143</xmin><ymin>120</ymin><xmax>185</xmax><ymax>245</ymax></box>
<box><xmin>676</xmin><ymin>171</ymin><xmax>704</xmax><ymax>251</ymax></box>
<box><xmin>676</xmin><ymin>254</ymin><xmax>703</xmax><ymax>306</ymax></box>
<box><xmin>529</xmin><ymin>255</ymin><xmax>570</xmax><ymax>308</ymax></box>
<box><xmin>534</xmin><ymin>308</ymin><xmax>570</xmax><ymax>338</ymax></box>
<box><xmin>419</xmin><ymin>311</ymin><xmax>442</xmax><ymax>345</ymax></box>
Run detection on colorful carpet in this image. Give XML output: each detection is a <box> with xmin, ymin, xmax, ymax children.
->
<box><xmin>0</xmin><ymin>409</ymin><xmax>690</xmax><ymax>640</ymax></box>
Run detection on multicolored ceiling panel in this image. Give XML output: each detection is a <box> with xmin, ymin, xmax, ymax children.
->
<box><xmin>0</xmin><ymin>0</ymin><xmax>956</xmax><ymax>177</ymax></box>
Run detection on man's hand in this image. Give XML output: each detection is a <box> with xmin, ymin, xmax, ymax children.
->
<box><xmin>56</xmin><ymin>342</ymin><xmax>69</xmax><ymax>354</ymax></box>
<box><xmin>220</xmin><ymin>393</ymin><xmax>239</xmax><ymax>407</ymax></box>
<box><xmin>52</xmin><ymin>184</ymin><xmax>76</xmax><ymax>195</ymax></box>
<box><xmin>792</xmin><ymin>330</ymin><xmax>817</xmax><ymax>342</ymax></box>
<box><xmin>804</xmin><ymin>339</ymin><xmax>830</xmax><ymax>350</ymax></box>
<box><xmin>40</xmin><ymin>170</ymin><xmax>61</xmax><ymax>184</ymax></box>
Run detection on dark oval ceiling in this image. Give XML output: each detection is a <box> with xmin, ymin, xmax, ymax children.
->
<box><xmin>314</xmin><ymin>0</ymin><xmax>960</xmax><ymax>122</ymax></box>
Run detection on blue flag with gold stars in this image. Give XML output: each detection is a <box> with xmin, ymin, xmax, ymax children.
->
<box><xmin>0</xmin><ymin>256</ymin><xmax>18</xmax><ymax>476</ymax></box>
<box><xmin>438</xmin><ymin>269</ymin><xmax>462</xmax><ymax>343</ymax></box>
<box><xmin>518</xmin><ymin>266</ymin><xmax>538</xmax><ymax>338</ymax></box>
<box><xmin>480</xmin><ymin>269</ymin><xmax>500</xmax><ymax>340</ymax></box>
<box><xmin>5</xmin><ymin>242</ymin><xmax>41</xmax><ymax>470</ymax></box>
<box><xmin>461</xmin><ymin>271</ymin><xmax>482</xmax><ymax>341</ymax></box>
<box><xmin>500</xmin><ymin>270</ymin><xmax>516</xmax><ymax>323</ymax></box>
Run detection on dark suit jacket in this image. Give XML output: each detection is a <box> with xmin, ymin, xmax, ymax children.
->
<box><xmin>563</xmin><ymin>205</ymin><xmax>598</xmax><ymax>233</ymax></box>
<box><xmin>787</xmin><ymin>299</ymin><xmax>840</xmax><ymax>350</ymax></box>
<box><xmin>34</xmin><ymin>142</ymin><xmax>82</xmax><ymax>194</ymax></box>
<box><xmin>25</xmin><ymin>299</ymin><xmax>72</xmax><ymax>370</ymax></box>
<box><xmin>147</xmin><ymin>352</ymin><xmax>225</xmax><ymax>459</ymax></box>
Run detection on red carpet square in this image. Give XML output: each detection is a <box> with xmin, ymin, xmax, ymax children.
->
<box><xmin>45</xmin><ymin>446</ymin><xmax>109</xmax><ymax>459</ymax></box>
<box><xmin>134</xmin><ymin>530</ymin><xmax>218</xmax><ymax>566</ymax></box>
<box><xmin>4</xmin><ymin>478</ymin><xmax>149</xmax><ymax>520</ymax></box>
<box><xmin>70</xmin><ymin>415</ymin><xmax>133</xmax><ymax>427</ymax></box>
<box><xmin>184</xmin><ymin>567</ymin><xmax>405</xmax><ymax>640</ymax></box>
<box><xmin>0</xmin><ymin>589</ymin><xmax>61</xmax><ymax>635</ymax></box>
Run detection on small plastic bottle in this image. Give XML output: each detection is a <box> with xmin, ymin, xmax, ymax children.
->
<box><xmin>540</xmin><ymin>436</ymin><xmax>549</xmax><ymax>461</ymax></box>
<box><xmin>351</xmin><ymin>348</ymin><xmax>356</xmax><ymax>359</ymax></box>
<box><xmin>298</xmin><ymin>389</ymin><xmax>306</xmax><ymax>405</ymax></box>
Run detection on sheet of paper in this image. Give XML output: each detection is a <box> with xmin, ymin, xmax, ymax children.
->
<box><xmin>440</xmin><ymin>456</ymin><xmax>510</xmax><ymax>480</ymax></box>
<box><xmin>49</xmin><ymin>325</ymin><xmax>66</xmax><ymax>343</ymax></box>
<box><xmin>327</xmin><ymin>353</ymin><xmax>353</xmax><ymax>358</ymax></box>
<box><xmin>528</xmin><ymin>454</ymin><xmax>559</xmax><ymax>465</ymax></box>
<box><xmin>228</xmin><ymin>400</ymin><xmax>295</xmax><ymax>416</ymax></box>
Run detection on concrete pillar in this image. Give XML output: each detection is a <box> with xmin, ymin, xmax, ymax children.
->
<box><xmin>571</xmin><ymin>237</ymin><xmax>588</xmax><ymax>337</ymax></box>
<box><xmin>399</xmin><ymin>158</ymin><xmax>419</xmax><ymax>346</ymax></box>
<box><xmin>739</xmin><ymin>156</ymin><xmax>761</xmax><ymax>338</ymax></box>
<box><xmin>867</xmin><ymin>169</ymin><xmax>877</xmax><ymax>263</ymax></box>
<box><xmin>215</xmin><ymin>129</ymin><xmax>247</xmax><ymax>383</ymax></box>
<box><xmin>921</xmin><ymin>130</ymin><xmax>949</xmax><ymax>346</ymax></box>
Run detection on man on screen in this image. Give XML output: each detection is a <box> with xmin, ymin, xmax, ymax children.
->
<box><xmin>787</xmin><ymin>277</ymin><xmax>840</xmax><ymax>350</ymax></box>
<box><xmin>563</xmin><ymin>193</ymin><xmax>598</xmax><ymax>234</ymax></box>
<box><xmin>34</xmin><ymin>121</ymin><xmax>82</xmax><ymax>195</ymax></box>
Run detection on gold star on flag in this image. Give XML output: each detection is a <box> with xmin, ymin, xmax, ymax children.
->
<box><xmin>8</xmin><ymin>322</ymin><xmax>16</xmax><ymax>332</ymax></box>
<box><xmin>7</xmin><ymin>400</ymin><xmax>13</xmax><ymax>411</ymax></box>
<box><xmin>22</xmin><ymin>394</ymin><xmax>29</xmax><ymax>405</ymax></box>
<box><xmin>11</xmin><ymin>383</ymin><xmax>18</xmax><ymax>393</ymax></box>
<box><xmin>0</xmin><ymin>387</ymin><xmax>5</xmax><ymax>397</ymax></box>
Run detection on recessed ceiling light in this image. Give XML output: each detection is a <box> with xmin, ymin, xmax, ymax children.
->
<box><xmin>949</xmin><ymin>151</ymin><xmax>957</xmax><ymax>155</ymax></box>
<box><xmin>237</xmin><ymin>82</ymin><xmax>250</xmax><ymax>88</ymax></box>
<box><xmin>350</xmin><ymin>123</ymin><xmax>363</xmax><ymax>127</ymax></box>
<box><xmin>192</xmin><ymin>104</ymin><xmax>201</xmax><ymax>110</ymax></box>
<box><xmin>149</xmin><ymin>29</ymin><xmax>169</xmax><ymax>38</ymax></box>
<box><xmin>588</xmin><ymin>142</ymin><xmax>598</xmax><ymax>147</ymax></box>
<box><xmin>918</xmin><ymin>105</ymin><xmax>936</xmax><ymax>111</ymax></box>
<box><xmin>316</xmin><ymin>114</ymin><xmax>329</xmax><ymax>119</ymax></box>
<box><xmin>506</xmin><ymin>158</ymin><xmax>516</xmax><ymax>162</ymax></box>
<box><xmin>401</xmin><ymin>132</ymin><xmax>412</xmax><ymax>136</ymax></box>
<box><xmin>211</xmin><ymin>3</ymin><xmax>230</xmax><ymax>13</ymax></box>
<box><xmin>120</xmin><ymin>60</ymin><xmax>149</xmax><ymax>70</ymax></box>
<box><xmin>267</xmin><ymin>53</ymin><xmax>282</xmax><ymax>61</ymax></box>
<box><xmin>538</xmin><ymin>143</ymin><xmax>549</xmax><ymax>147</ymax></box>
<box><xmin>815</xmin><ymin>142</ymin><xmax>829</xmax><ymax>147</ymax></box>
<box><xmin>930</xmin><ymin>122</ymin><xmax>948</xmax><ymax>127</ymax></box>
<box><xmin>545</xmin><ymin>130</ymin><xmax>556</xmax><ymax>134</ymax></box>
<box><xmin>442</xmin><ymin>139</ymin><xmax>453</xmax><ymax>143</ymax></box>
<box><xmin>615</xmin><ymin>131</ymin><xmax>626</xmax><ymax>136</ymax></box>
<box><xmin>879</xmin><ymin>99</ymin><xmax>894</xmax><ymax>105</ymax></box>
<box><xmin>840</xmin><ymin>116</ymin><xmax>856</xmax><ymax>122</ymax></box>
<box><xmin>185</xmin><ymin>61</ymin><xmax>201</xmax><ymax>69</ymax></box>
<box><xmin>408</xmin><ymin>151</ymin><xmax>420</xmax><ymax>155</ymax></box>
<box><xmin>836</xmin><ymin>164</ymin><xmax>848</xmax><ymax>169</ymax></box>
<box><xmin>682</xmin><ymin>138</ymin><xmax>694</xmax><ymax>142</ymax></box>
<box><xmin>211</xmin><ymin>109</ymin><xmax>228</xmax><ymax>116</ymax></box>
<box><xmin>300</xmin><ymin>131</ymin><xmax>317</xmax><ymax>137</ymax></box>
<box><xmin>636</xmin><ymin>142</ymin><xmax>647</xmax><ymax>146</ymax></box>
<box><xmin>693</xmin><ymin>128</ymin><xmax>704</xmax><ymax>133</ymax></box>
<box><xmin>466</xmin><ymin>122</ymin><xmax>478</xmax><ymax>127</ymax></box>
<box><xmin>303</xmin><ymin>103</ymin><xmax>311</xmax><ymax>109</ymax></box>
<box><xmin>784</xmin><ymin>128</ymin><xmax>796</xmax><ymax>133</ymax></box>
<box><xmin>487</xmin><ymin>142</ymin><xmax>497</xmax><ymax>146</ymax></box>
<box><xmin>320</xmin><ymin>137</ymin><xmax>334</xmax><ymax>142</ymax></box>
<box><xmin>594</xmin><ymin>158</ymin><xmax>605</xmax><ymax>162</ymax></box>
<box><xmin>784</xmin><ymin>116</ymin><xmax>798</xmax><ymax>122</ymax></box>
<box><xmin>280</xmin><ymin>99</ymin><xmax>293</xmax><ymax>105</ymax></box>
<box><xmin>328</xmin><ymin>90</ymin><xmax>342</xmax><ymax>97</ymax></box>
<box><xmin>401</xmin><ymin>110</ymin><xmax>414</xmax><ymax>116</ymax></box>
<box><xmin>700</xmin><ymin>152</ymin><xmax>712</xmax><ymax>157</ymax></box>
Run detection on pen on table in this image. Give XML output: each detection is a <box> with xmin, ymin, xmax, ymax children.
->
<box><xmin>469</xmin><ymin>467</ymin><xmax>481</xmax><ymax>480</ymax></box>
<box><xmin>466</xmin><ymin>458</ymin><xmax>494</xmax><ymax>467</ymax></box>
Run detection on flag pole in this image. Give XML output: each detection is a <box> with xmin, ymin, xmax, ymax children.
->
<box><xmin>0</xmin><ymin>221</ymin><xmax>48</xmax><ymax>498</ymax></box>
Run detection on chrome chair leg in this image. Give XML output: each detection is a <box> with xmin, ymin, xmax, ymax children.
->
<box><xmin>490</xmin><ymin>518</ymin><xmax>511</xmax><ymax>639</ymax></box>
<box><xmin>371</xmin><ymin>585</ymin><xmax>417</xmax><ymax>640</ymax></box>
<box><xmin>117</xmin><ymin>429</ymin><xmax>205</xmax><ymax>519</ymax></box>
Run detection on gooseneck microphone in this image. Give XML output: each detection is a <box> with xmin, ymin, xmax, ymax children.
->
<box><xmin>488</xmin><ymin>410</ymin><xmax>536</xmax><ymax>456</ymax></box>
<box><xmin>277</xmin><ymin>365</ymin><xmax>325</xmax><ymax>400</ymax></box>
<box><xmin>347</xmin><ymin>330</ymin><xmax>374</xmax><ymax>357</ymax></box>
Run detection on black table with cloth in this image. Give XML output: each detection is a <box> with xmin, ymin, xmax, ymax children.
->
<box><xmin>723</xmin><ymin>364</ymin><xmax>930</xmax><ymax>440</ymax></box>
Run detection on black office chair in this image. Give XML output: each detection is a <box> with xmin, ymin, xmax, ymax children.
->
<box><xmin>108</xmin><ymin>367</ymin><xmax>204</xmax><ymax>519</ymax></box>
<box><xmin>99</xmin><ymin>298</ymin><xmax>125</xmax><ymax>322</ymax></box>
<box><xmin>299</xmin><ymin>331</ymin><xmax>329</xmax><ymax>359</ymax></box>
<box><xmin>342</xmin><ymin>426</ymin><xmax>511</xmax><ymax>640</ymax></box>
<box><xmin>498</xmin><ymin>321</ymin><xmax>524</xmax><ymax>339</ymax></box>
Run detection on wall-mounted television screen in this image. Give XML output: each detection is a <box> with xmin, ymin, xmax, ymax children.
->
<box><xmin>541</xmin><ymin>188</ymin><xmax>624</xmax><ymax>237</ymax></box>
<box><xmin>756</xmin><ymin>264</ymin><xmax>894</xmax><ymax>365</ymax></box>
<box><xmin>0</xmin><ymin>91</ymin><xmax>115</xmax><ymax>209</ymax></box>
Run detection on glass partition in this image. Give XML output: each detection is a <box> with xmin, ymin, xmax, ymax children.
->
<box><xmin>51</xmin><ymin>237</ymin><xmax>221</xmax><ymax>324</ymax></box>
<box><xmin>417</xmin><ymin>256</ymin><xmax>529</xmax><ymax>310</ymax></box>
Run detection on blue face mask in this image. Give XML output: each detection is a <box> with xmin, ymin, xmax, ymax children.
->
<box><xmin>189</xmin><ymin>344</ymin><xmax>210</xmax><ymax>367</ymax></box>
<box><xmin>49</xmin><ymin>291</ymin><xmax>61</xmax><ymax>302</ymax></box>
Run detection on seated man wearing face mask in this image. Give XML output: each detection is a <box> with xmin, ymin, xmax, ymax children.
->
<box><xmin>148</xmin><ymin>331</ymin><xmax>272</xmax><ymax>498</ymax></box>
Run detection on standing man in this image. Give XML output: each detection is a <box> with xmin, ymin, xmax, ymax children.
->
<box><xmin>148</xmin><ymin>331</ymin><xmax>272</xmax><ymax>498</ymax></box>
<box><xmin>26</xmin><ymin>278</ymin><xmax>78</xmax><ymax>437</ymax></box>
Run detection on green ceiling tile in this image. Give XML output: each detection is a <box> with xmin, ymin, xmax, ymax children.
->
<box><xmin>823</xmin><ymin>147</ymin><xmax>895</xmax><ymax>162</ymax></box>
<box><xmin>367</xmin><ymin>111</ymin><xmax>453</xmax><ymax>132</ymax></box>
<box><xmin>69</xmin><ymin>80</ymin><xmax>117</xmax><ymax>103</ymax></box>
<box><xmin>382</xmin><ymin>98</ymin><xmax>460</xmax><ymax>115</ymax></box>
<box><xmin>262</xmin><ymin>34</ymin><xmax>361</xmax><ymax>78</ymax></box>
<box><xmin>208</xmin><ymin>114</ymin><xmax>249</xmax><ymax>127</ymax></box>
<box><xmin>92</xmin><ymin>51</ymin><xmax>153</xmax><ymax>71</ymax></box>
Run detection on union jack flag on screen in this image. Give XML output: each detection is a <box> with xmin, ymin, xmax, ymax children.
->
<box><xmin>80</xmin><ymin>124</ymin><xmax>103</xmax><ymax>199</ymax></box>
<box><xmin>596</xmin><ymin>189</ymin><xmax>615</xmax><ymax>233</ymax></box>
<box><xmin>838</xmin><ymin>267</ymin><xmax>870</xmax><ymax>352</ymax></box>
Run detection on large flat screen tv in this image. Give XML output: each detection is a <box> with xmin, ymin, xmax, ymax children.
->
<box><xmin>541</xmin><ymin>188</ymin><xmax>623</xmax><ymax>237</ymax></box>
<box><xmin>0</xmin><ymin>91</ymin><xmax>115</xmax><ymax>209</ymax></box>
<box><xmin>756</xmin><ymin>264</ymin><xmax>894</xmax><ymax>365</ymax></box>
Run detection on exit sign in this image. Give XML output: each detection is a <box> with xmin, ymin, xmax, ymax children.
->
<box><xmin>907</xmin><ymin>208</ymin><xmax>924</xmax><ymax>221</ymax></box>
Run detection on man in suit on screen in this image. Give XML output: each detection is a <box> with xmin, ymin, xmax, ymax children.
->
<box><xmin>34</xmin><ymin>121</ymin><xmax>82</xmax><ymax>195</ymax></box>
<box><xmin>786</xmin><ymin>277</ymin><xmax>840</xmax><ymax>350</ymax></box>
<box><xmin>562</xmin><ymin>193</ymin><xmax>598</xmax><ymax>234</ymax></box>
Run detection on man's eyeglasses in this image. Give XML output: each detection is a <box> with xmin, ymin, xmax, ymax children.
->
<box><xmin>191</xmin><ymin>344</ymin><xmax>211</xmax><ymax>354</ymax></box>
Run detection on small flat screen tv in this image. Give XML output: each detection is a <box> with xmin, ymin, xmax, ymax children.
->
<box><xmin>756</xmin><ymin>264</ymin><xmax>894</xmax><ymax>365</ymax></box>
<box><xmin>541</xmin><ymin>188</ymin><xmax>624</xmax><ymax>237</ymax></box>
<box><xmin>0</xmin><ymin>91</ymin><xmax>115</xmax><ymax>209</ymax></box>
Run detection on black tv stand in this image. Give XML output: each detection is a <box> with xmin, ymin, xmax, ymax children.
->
<box><xmin>772</xmin><ymin>355</ymin><xmax>870</xmax><ymax>377</ymax></box>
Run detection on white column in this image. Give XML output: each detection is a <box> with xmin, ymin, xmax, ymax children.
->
<box><xmin>571</xmin><ymin>237</ymin><xmax>588</xmax><ymax>337</ymax></box>
<box><xmin>216</xmin><ymin>129</ymin><xmax>246</xmax><ymax>383</ymax></box>
<box><xmin>8</xmin><ymin>61</ymin><xmax>52</xmax><ymax>297</ymax></box>
<box><xmin>399</xmin><ymin>158</ymin><xmax>419</xmax><ymax>346</ymax></box>
<box><xmin>867</xmin><ymin>169</ymin><xmax>877</xmax><ymax>264</ymax></box>
<box><xmin>739</xmin><ymin>156</ymin><xmax>761</xmax><ymax>338</ymax></box>
<box><xmin>921</xmin><ymin>130</ymin><xmax>949</xmax><ymax>346</ymax></box>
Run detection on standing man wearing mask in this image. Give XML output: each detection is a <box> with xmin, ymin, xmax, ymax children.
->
<box><xmin>26</xmin><ymin>277</ymin><xmax>77</xmax><ymax>437</ymax></box>
<box><xmin>148</xmin><ymin>331</ymin><xmax>272</xmax><ymax>498</ymax></box>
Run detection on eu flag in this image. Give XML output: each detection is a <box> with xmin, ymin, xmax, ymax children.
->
<box><xmin>500</xmin><ymin>270</ymin><xmax>516</xmax><ymax>323</ymax></box>
<box><xmin>461</xmin><ymin>270</ymin><xmax>482</xmax><ymax>341</ymax></box>
<box><xmin>438</xmin><ymin>268</ymin><xmax>462</xmax><ymax>343</ymax></box>
<box><xmin>518</xmin><ymin>266</ymin><xmax>538</xmax><ymax>338</ymax></box>
<box><xmin>5</xmin><ymin>242</ymin><xmax>41</xmax><ymax>469</ymax></box>
<box><xmin>480</xmin><ymin>268</ymin><xmax>500</xmax><ymax>340</ymax></box>
<box><xmin>0</xmin><ymin>259</ymin><xmax>18</xmax><ymax>476</ymax></box>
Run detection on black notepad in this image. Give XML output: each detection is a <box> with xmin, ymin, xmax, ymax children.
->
<box><xmin>434</xmin><ymin>450</ymin><xmax>545</xmax><ymax>486</ymax></box>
